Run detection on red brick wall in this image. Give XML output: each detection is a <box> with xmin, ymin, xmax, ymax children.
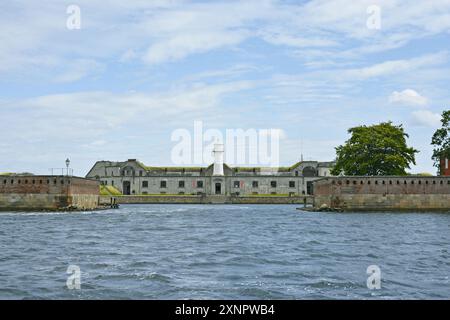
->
<box><xmin>314</xmin><ymin>177</ymin><xmax>450</xmax><ymax>195</ymax></box>
<box><xmin>440</xmin><ymin>158</ymin><xmax>450</xmax><ymax>176</ymax></box>
<box><xmin>0</xmin><ymin>176</ymin><xmax>99</xmax><ymax>195</ymax></box>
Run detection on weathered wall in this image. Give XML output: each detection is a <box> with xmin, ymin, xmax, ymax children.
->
<box><xmin>100</xmin><ymin>195</ymin><xmax>313</xmax><ymax>205</ymax></box>
<box><xmin>0</xmin><ymin>176</ymin><xmax>99</xmax><ymax>210</ymax></box>
<box><xmin>313</xmin><ymin>176</ymin><xmax>450</xmax><ymax>211</ymax></box>
<box><xmin>315</xmin><ymin>194</ymin><xmax>450</xmax><ymax>211</ymax></box>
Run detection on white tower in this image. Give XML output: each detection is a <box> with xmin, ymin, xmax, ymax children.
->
<box><xmin>212</xmin><ymin>143</ymin><xmax>224</xmax><ymax>176</ymax></box>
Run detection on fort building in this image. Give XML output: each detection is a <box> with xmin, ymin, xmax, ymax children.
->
<box><xmin>86</xmin><ymin>145</ymin><xmax>335</xmax><ymax>197</ymax></box>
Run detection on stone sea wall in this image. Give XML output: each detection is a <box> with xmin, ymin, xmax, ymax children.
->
<box><xmin>0</xmin><ymin>176</ymin><xmax>100</xmax><ymax>211</ymax></box>
<box><xmin>313</xmin><ymin>176</ymin><xmax>450</xmax><ymax>211</ymax></box>
<box><xmin>100</xmin><ymin>195</ymin><xmax>313</xmax><ymax>205</ymax></box>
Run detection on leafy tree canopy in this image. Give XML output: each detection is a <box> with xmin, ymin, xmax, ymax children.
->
<box><xmin>431</xmin><ymin>110</ymin><xmax>450</xmax><ymax>172</ymax></box>
<box><xmin>331</xmin><ymin>122</ymin><xmax>418</xmax><ymax>176</ymax></box>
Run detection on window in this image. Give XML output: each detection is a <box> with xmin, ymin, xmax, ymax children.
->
<box><xmin>3</xmin><ymin>179</ymin><xmax>6</xmax><ymax>184</ymax></box>
<box><xmin>295</xmin><ymin>171</ymin><xmax>299</xmax><ymax>176</ymax></box>
<box><xmin>111</xmin><ymin>181</ymin><xmax>114</xmax><ymax>186</ymax></box>
<box><xmin>142</xmin><ymin>181</ymin><xmax>148</xmax><ymax>188</ymax></box>
<box><xmin>32</xmin><ymin>180</ymin><xmax>35</xmax><ymax>184</ymax></box>
<box><xmin>234</xmin><ymin>181</ymin><xmax>240</xmax><ymax>188</ymax></box>
<box><xmin>252</xmin><ymin>181</ymin><xmax>258</xmax><ymax>188</ymax></box>
<box><xmin>24</xmin><ymin>180</ymin><xmax>28</xmax><ymax>184</ymax></box>
<box><xmin>160</xmin><ymin>181</ymin><xmax>167</xmax><ymax>188</ymax></box>
<box><xmin>139</xmin><ymin>170</ymin><xmax>143</xmax><ymax>176</ymax></box>
<box><xmin>179</xmin><ymin>181</ymin><xmax>185</xmax><ymax>188</ymax></box>
<box><xmin>360</xmin><ymin>181</ymin><xmax>364</xmax><ymax>185</ymax></box>
<box><xmin>289</xmin><ymin>181</ymin><xmax>295</xmax><ymax>188</ymax></box>
<box><xmin>197</xmin><ymin>180</ymin><xmax>203</xmax><ymax>188</ymax></box>
<box><xmin>271</xmin><ymin>181</ymin><xmax>277</xmax><ymax>188</ymax></box>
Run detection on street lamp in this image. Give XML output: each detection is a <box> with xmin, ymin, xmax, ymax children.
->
<box><xmin>65</xmin><ymin>158</ymin><xmax>70</xmax><ymax>176</ymax></box>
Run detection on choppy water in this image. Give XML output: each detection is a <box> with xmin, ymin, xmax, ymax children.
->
<box><xmin>0</xmin><ymin>204</ymin><xmax>449</xmax><ymax>299</ymax></box>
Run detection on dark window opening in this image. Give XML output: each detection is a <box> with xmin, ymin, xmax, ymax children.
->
<box><xmin>289</xmin><ymin>181</ymin><xmax>295</xmax><ymax>188</ymax></box>
<box><xmin>179</xmin><ymin>181</ymin><xmax>185</xmax><ymax>188</ymax></box>
<box><xmin>252</xmin><ymin>181</ymin><xmax>258</xmax><ymax>188</ymax></box>
<box><xmin>234</xmin><ymin>181</ymin><xmax>240</xmax><ymax>188</ymax></box>
<box><xmin>142</xmin><ymin>181</ymin><xmax>148</xmax><ymax>188</ymax></box>
<box><xmin>160</xmin><ymin>181</ymin><xmax>167</xmax><ymax>188</ymax></box>
<box><xmin>271</xmin><ymin>181</ymin><xmax>277</xmax><ymax>188</ymax></box>
<box><xmin>197</xmin><ymin>181</ymin><xmax>203</xmax><ymax>188</ymax></box>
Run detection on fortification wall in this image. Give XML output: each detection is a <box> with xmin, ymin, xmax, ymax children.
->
<box><xmin>313</xmin><ymin>176</ymin><xmax>450</xmax><ymax>211</ymax></box>
<box><xmin>0</xmin><ymin>176</ymin><xmax>99</xmax><ymax>210</ymax></box>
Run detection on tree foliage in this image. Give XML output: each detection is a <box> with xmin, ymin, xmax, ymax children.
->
<box><xmin>431</xmin><ymin>110</ymin><xmax>450</xmax><ymax>172</ymax></box>
<box><xmin>331</xmin><ymin>122</ymin><xmax>418</xmax><ymax>176</ymax></box>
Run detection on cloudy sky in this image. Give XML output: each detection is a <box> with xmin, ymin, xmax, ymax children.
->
<box><xmin>1</xmin><ymin>0</ymin><xmax>449</xmax><ymax>175</ymax></box>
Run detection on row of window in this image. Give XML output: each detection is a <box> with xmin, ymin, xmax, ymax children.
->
<box><xmin>102</xmin><ymin>180</ymin><xmax>299</xmax><ymax>189</ymax></box>
<box><xmin>334</xmin><ymin>180</ymin><xmax>450</xmax><ymax>186</ymax></box>
<box><xmin>2</xmin><ymin>179</ymin><xmax>68</xmax><ymax>185</ymax></box>
<box><xmin>234</xmin><ymin>181</ymin><xmax>296</xmax><ymax>188</ymax></box>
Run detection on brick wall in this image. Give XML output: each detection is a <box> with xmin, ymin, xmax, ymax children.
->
<box><xmin>441</xmin><ymin>158</ymin><xmax>450</xmax><ymax>176</ymax></box>
<box><xmin>313</xmin><ymin>176</ymin><xmax>450</xmax><ymax>211</ymax></box>
<box><xmin>0</xmin><ymin>176</ymin><xmax>99</xmax><ymax>210</ymax></box>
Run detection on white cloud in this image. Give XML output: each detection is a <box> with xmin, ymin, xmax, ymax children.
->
<box><xmin>389</xmin><ymin>89</ymin><xmax>428</xmax><ymax>106</ymax></box>
<box><xmin>345</xmin><ymin>52</ymin><xmax>448</xmax><ymax>80</ymax></box>
<box><xmin>411</xmin><ymin>110</ymin><xmax>442</xmax><ymax>127</ymax></box>
<box><xmin>54</xmin><ymin>59</ymin><xmax>104</xmax><ymax>83</ymax></box>
<box><xmin>143</xmin><ymin>31</ymin><xmax>249</xmax><ymax>64</ymax></box>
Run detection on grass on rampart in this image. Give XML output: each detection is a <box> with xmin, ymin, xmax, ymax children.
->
<box><xmin>100</xmin><ymin>185</ymin><xmax>122</xmax><ymax>196</ymax></box>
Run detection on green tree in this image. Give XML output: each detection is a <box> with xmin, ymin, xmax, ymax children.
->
<box><xmin>431</xmin><ymin>110</ymin><xmax>450</xmax><ymax>173</ymax></box>
<box><xmin>331</xmin><ymin>122</ymin><xmax>418</xmax><ymax>176</ymax></box>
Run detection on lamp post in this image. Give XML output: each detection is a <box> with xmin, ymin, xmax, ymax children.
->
<box><xmin>65</xmin><ymin>158</ymin><xmax>70</xmax><ymax>176</ymax></box>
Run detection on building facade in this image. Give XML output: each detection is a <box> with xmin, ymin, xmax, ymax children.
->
<box><xmin>86</xmin><ymin>157</ymin><xmax>335</xmax><ymax>197</ymax></box>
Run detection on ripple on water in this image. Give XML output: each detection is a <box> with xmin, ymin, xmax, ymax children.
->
<box><xmin>0</xmin><ymin>204</ymin><xmax>450</xmax><ymax>299</ymax></box>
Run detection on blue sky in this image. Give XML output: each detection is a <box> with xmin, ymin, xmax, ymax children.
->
<box><xmin>1</xmin><ymin>0</ymin><xmax>449</xmax><ymax>175</ymax></box>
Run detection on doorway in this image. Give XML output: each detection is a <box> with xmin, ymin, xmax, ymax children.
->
<box><xmin>306</xmin><ymin>181</ymin><xmax>313</xmax><ymax>195</ymax></box>
<box><xmin>123</xmin><ymin>181</ymin><xmax>131</xmax><ymax>195</ymax></box>
<box><xmin>215</xmin><ymin>183</ymin><xmax>222</xmax><ymax>195</ymax></box>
